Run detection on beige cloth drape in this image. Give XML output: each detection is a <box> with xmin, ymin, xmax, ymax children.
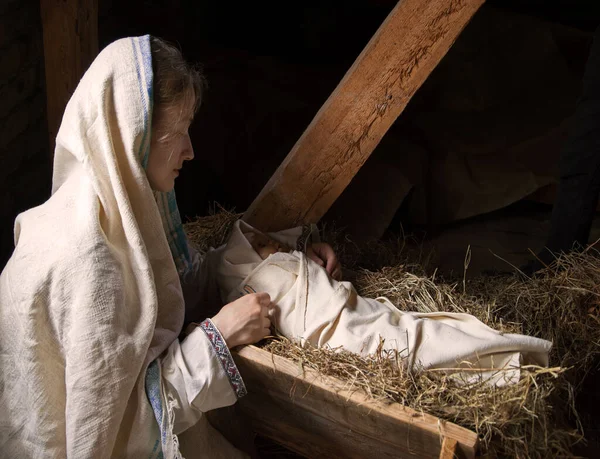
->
<box><xmin>217</xmin><ymin>221</ymin><xmax>552</xmax><ymax>384</ymax></box>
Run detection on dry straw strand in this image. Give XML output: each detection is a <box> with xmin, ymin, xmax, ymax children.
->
<box><xmin>184</xmin><ymin>209</ymin><xmax>599</xmax><ymax>458</ymax></box>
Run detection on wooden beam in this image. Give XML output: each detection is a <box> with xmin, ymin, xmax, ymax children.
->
<box><xmin>40</xmin><ymin>0</ymin><xmax>98</xmax><ymax>156</ymax></box>
<box><xmin>233</xmin><ymin>345</ymin><xmax>478</xmax><ymax>459</ymax></box>
<box><xmin>243</xmin><ymin>0</ymin><xmax>485</xmax><ymax>232</ymax></box>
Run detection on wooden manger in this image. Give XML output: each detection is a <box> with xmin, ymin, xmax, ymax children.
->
<box><xmin>232</xmin><ymin>345</ymin><xmax>479</xmax><ymax>459</ymax></box>
<box><xmin>238</xmin><ymin>0</ymin><xmax>486</xmax><ymax>457</ymax></box>
<box><xmin>238</xmin><ymin>0</ymin><xmax>485</xmax><ymax>454</ymax></box>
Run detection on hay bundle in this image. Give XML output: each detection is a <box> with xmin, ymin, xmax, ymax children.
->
<box><xmin>262</xmin><ymin>338</ymin><xmax>572</xmax><ymax>458</ymax></box>
<box><xmin>184</xmin><ymin>211</ymin><xmax>600</xmax><ymax>458</ymax></box>
<box><xmin>184</xmin><ymin>205</ymin><xmax>242</xmax><ymax>254</ymax></box>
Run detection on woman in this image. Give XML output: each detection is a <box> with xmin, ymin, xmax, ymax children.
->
<box><xmin>0</xmin><ymin>35</ymin><xmax>339</xmax><ymax>458</ymax></box>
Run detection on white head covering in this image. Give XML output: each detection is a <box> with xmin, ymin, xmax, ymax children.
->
<box><xmin>1</xmin><ymin>35</ymin><xmax>190</xmax><ymax>457</ymax></box>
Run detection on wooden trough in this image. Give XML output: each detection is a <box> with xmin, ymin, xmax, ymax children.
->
<box><xmin>233</xmin><ymin>345</ymin><xmax>479</xmax><ymax>459</ymax></box>
<box><xmin>236</xmin><ymin>0</ymin><xmax>487</xmax><ymax>456</ymax></box>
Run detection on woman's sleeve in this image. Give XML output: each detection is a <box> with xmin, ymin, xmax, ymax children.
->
<box><xmin>180</xmin><ymin>245</ymin><xmax>224</xmax><ymax>325</ymax></box>
<box><xmin>160</xmin><ymin>318</ymin><xmax>247</xmax><ymax>434</ymax></box>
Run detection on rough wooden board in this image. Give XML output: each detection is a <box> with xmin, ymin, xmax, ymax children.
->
<box><xmin>243</xmin><ymin>0</ymin><xmax>485</xmax><ymax>232</ymax></box>
<box><xmin>40</xmin><ymin>0</ymin><xmax>98</xmax><ymax>155</ymax></box>
<box><xmin>233</xmin><ymin>345</ymin><xmax>478</xmax><ymax>459</ymax></box>
<box><xmin>439</xmin><ymin>437</ymin><xmax>459</xmax><ymax>459</ymax></box>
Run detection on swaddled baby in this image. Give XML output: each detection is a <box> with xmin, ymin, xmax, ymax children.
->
<box><xmin>216</xmin><ymin>220</ymin><xmax>552</xmax><ymax>384</ymax></box>
<box><xmin>245</xmin><ymin>231</ymin><xmax>292</xmax><ymax>259</ymax></box>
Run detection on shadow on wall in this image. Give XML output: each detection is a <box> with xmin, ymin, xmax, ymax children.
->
<box><xmin>0</xmin><ymin>0</ymin><xmax>51</xmax><ymax>270</ymax></box>
<box><xmin>1</xmin><ymin>0</ymin><xmax>597</xmax><ymax>270</ymax></box>
<box><xmin>95</xmin><ymin>1</ymin><xmax>598</xmax><ymax>239</ymax></box>
<box><xmin>326</xmin><ymin>6</ymin><xmax>593</xmax><ymax>242</ymax></box>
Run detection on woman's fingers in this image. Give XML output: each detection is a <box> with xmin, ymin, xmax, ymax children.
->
<box><xmin>306</xmin><ymin>242</ymin><xmax>339</xmax><ymax>276</ymax></box>
<box><xmin>311</xmin><ymin>243</ymin><xmax>341</xmax><ymax>276</ymax></box>
<box><xmin>324</xmin><ymin>250</ymin><xmax>338</xmax><ymax>273</ymax></box>
<box><xmin>213</xmin><ymin>292</ymin><xmax>276</xmax><ymax>348</ymax></box>
<box><xmin>261</xmin><ymin>303</ymin><xmax>273</xmax><ymax>317</ymax></box>
<box><xmin>307</xmin><ymin>247</ymin><xmax>325</xmax><ymax>267</ymax></box>
<box><xmin>262</xmin><ymin>315</ymin><xmax>271</xmax><ymax>328</ymax></box>
<box><xmin>255</xmin><ymin>292</ymin><xmax>271</xmax><ymax>306</ymax></box>
<box><xmin>315</xmin><ymin>243</ymin><xmax>333</xmax><ymax>270</ymax></box>
<box><xmin>332</xmin><ymin>266</ymin><xmax>342</xmax><ymax>281</ymax></box>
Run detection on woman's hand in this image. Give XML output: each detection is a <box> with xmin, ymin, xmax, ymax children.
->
<box><xmin>211</xmin><ymin>293</ymin><xmax>272</xmax><ymax>348</ymax></box>
<box><xmin>306</xmin><ymin>242</ymin><xmax>342</xmax><ymax>281</ymax></box>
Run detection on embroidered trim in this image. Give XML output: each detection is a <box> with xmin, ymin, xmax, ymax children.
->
<box><xmin>199</xmin><ymin>319</ymin><xmax>248</xmax><ymax>399</ymax></box>
<box><xmin>145</xmin><ymin>361</ymin><xmax>169</xmax><ymax>458</ymax></box>
<box><xmin>243</xmin><ymin>284</ymin><xmax>256</xmax><ymax>295</ymax></box>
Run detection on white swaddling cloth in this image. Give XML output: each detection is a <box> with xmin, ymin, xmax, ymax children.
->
<box><xmin>216</xmin><ymin>221</ymin><xmax>552</xmax><ymax>384</ymax></box>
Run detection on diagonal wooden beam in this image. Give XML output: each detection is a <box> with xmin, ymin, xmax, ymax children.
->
<box><xmin>243</xmin><ymin>0</ymin><xmax>485</xmax><ymax>232</ymax></box>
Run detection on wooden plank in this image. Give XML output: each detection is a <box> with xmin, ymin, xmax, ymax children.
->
<box><xmin>40</xmin><ymin>0</ymin><xmax>98</xmax><ymax>156</ymax></box>
<box><xmin>233</xmin><ymin>345</ymin><xmax>478</xmax><ymax>459</ymax></box>
<box><xmin>243</xmin><ymin>0</ymin><xmax>485</xmax><ymax>232</ymax></box>
<box><xmin>439</xmin><ymin>438</ymin><xmax>458</xmax><ymax>459</ymax></box>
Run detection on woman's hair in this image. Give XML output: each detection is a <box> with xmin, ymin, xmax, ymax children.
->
<box><xmin>150</xmin><ymin>37</ymin><xmax>206</xmax><ymax>139</ymax></box>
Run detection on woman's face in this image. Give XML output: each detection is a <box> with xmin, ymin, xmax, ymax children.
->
<box><xmin>147</xmin><ymin>99</ymin><xmax>195</xmax><ymax>192</ymax></box>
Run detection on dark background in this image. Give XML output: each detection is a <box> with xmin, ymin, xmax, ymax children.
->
<box><xmin>99</xmin><ymin>0</ymin><xmax>600</xmax><ymax>229</ymax></box>
<box><xmin>1</xmin><ymin>0</ymin><xmax>600</xmax><ymax>268</ymax></box>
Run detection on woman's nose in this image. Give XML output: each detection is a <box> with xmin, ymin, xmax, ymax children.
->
<box><xmin>182</xmin><ymin>135</ymin><xmax>194</xmax><ymax>161</ymax></box>
<box><xmin>184</xmin><ymin>147</ymin><xmax>194</xmax><ymax>161</ymax></box>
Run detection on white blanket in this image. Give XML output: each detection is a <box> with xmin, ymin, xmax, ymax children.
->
<box><xmin>217</xmin><ymin>221</ymin><xmax>552</xmax><ymax>384</ymax></box>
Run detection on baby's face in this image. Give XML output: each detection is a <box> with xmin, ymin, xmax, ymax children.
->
<box><xmin>246</xmin><ymin>232</ymin><xmax>290</xmax><ymax>260</ymax></box>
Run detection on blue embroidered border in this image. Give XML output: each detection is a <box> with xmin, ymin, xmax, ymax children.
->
<box><xmin>133</xmin><ymin>35</ymin><xmax>153</xmax><ymax>169</ymax></box>
<box><xmin>199</xmin><ymin>319</ymin><xmax>247</xmax><ymax>398</ymax></box>
<box><xmin>145</xmin><ymin>360</ymin><xmax>166</xmax><ymax>459</ymax></box>
<box><xmin>135</xmin><ymin>33</ymin><xmax>192</xmax><ymax>275</ymax></box>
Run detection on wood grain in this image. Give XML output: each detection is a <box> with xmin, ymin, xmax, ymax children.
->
<box><xmin>243</xmin><ymin>0</ymin><xmax>485</xmax><ymax>232</ymax></box>
<box><xmin>439</xmin><ymin>437</ymin><xmax>459</xmax><ymax>459</ymax></box>
<box><xmin>233</xmin><ymin>345</ymin><xmax>478</xmax><ymax>459</ymax></box>
<box><xmin>40</xmin><ymin>0</ymin><xmax>98</xmax><ymax>156</ymax></box>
